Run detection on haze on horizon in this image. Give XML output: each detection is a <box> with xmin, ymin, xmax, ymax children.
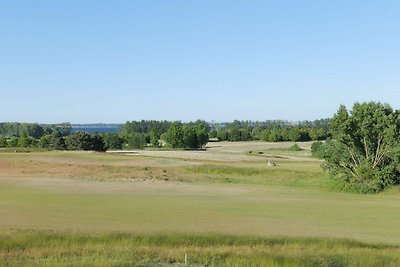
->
<box><xmin>1</xmin><ymin>1</ymin><xmax>399</xmax><ymax>124</ymax></box>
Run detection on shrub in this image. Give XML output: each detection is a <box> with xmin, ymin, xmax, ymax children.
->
<box><xmin>311</xmin><ymin>141</ymin><xmax>324</xmax><ymax>158</ymax></box>
<box><xmin>289</xmin><ymin>143</ymin><xmax>302</xmax><ymax>151</ymax></box>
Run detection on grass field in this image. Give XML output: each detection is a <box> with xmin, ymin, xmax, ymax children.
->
<box><xmin>1</xmin><ymin>141</ymin><xmax>400</xmax><ymax>266</ymax></box>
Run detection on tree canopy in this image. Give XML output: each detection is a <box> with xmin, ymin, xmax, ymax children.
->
<box><xmin>320</xmin><ymin>102</ymin><xmax>400</xmax><ymax>193</ymax></box>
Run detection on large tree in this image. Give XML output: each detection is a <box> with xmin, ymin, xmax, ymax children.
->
<box><xmin>322</xmin><ymin>102</ymin><xmax>400</xmax><ymax>192</ymax></box>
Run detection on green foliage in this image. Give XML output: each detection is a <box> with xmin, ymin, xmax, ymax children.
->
<box><xmin>8</xmin><ymin>137</ymin><xmax>19</xmax><ymax>147</ymax></box>
<box><xmin>288</xmin><ymin>143</ymin><xmax>302</xmax><ymax>151</ymax></box>
<box><xmin>17</xmin><ymin>133</ymin><xmax>30</xmax><ymax>147</ymax></box>
<box><xmin>309</xmin><ymin>128</ymin><xmax>327</xmax><ymax>141</ymax></box>
<box><xmin>214</xmin><ymin>120</ymin><xmax>325</xmax><ymax>142</ymax></box>
<box><xmin>164</xmin><ymin>122</ymin><xmax>185</xmax><ymax>148</ymax></box>
<box><xmin>121</xmin><ymin>120</ymin><xmax>171</xmax><ymax>136</ymax></box>
<box><xmin>65</xmin><ymin>132</ymin><xmax>105</xmax><ymax>151</ymax></box>
<box><xmin>183</xmin><ymin>126</ymin><xmax>198</xmax><ymax>149</ymax></box>
<box><xmin>311</xmin><ymin>141</ymin><xmax>324</xmax><ymax>158</ymax></box>
<box><xmin>0</xmin><ymin>135</ymin><xmax>6</xmax><ymax>147</ymax></box>
<box><xmin>322</xmin><ymin>102</ymin><xmax>400</xmax><ymax>193</ymax></box>
<box><xmin>196</xmin><ymin>124</ymin><xmax>209</xmax><ymax>148</ymax></box>
<box><xmin>149</xmin><ymin>129</ymin><xmax>160</xmax><ymax>147</ymax></box>
<box><xmin>268</xmin><ymin>129</ymin><xmax>283</xmax><ymax>142</ymax></box>
<box><xmin>38</xmin><ymin>134</ymin><xmax>51</xmax><ymax>148</ymax></box>
<box><xmin>49</xmin><ymin>132</ymin><xmax>66</xmax><ymax>150</ymax></box>
<box><xmin>164</xmin><ymin>122</ymin><xmax>209</xmax><ymax>149</ymax></box>
<box><xmin>216</xmin><ymin>129</ymin><xmax>229</xmax><ymax>141</ymax></box>
<box><xmin>101</xmin><ymin>133</ymin><xmax>124</xmax><ymax>150</ymax></box>
<box><xmin>0</xmin><ymin>122</ymin><xmax>71</xmax><ymax>138</ymax></box>
<box><xmin>288</xmin><ymin>129</ymin><xmax>302</xmax><ymax>141</ymax></box>
<box><xmin>125</xmin><ymin>132</ymin><xmax>146</xmax><ymax>149</ymax></box>
<box><xmin>209</xmin><ymin>129</ymin><xmax>218</xmax><ymax>138</ymax></box>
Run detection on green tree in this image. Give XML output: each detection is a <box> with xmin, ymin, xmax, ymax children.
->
<box><xmin>209</xmin><ymin>129</ymin><xmax>217</xmax><ymax>139</ymax></box>
<box><xmin>149</xmin><ymin>129</ymin><xmax>160</xmax><ymax>147</ymax></box>
<box><xmin>39</xmin><ymin>134</ymin><xmax>52</xmax><ymax>148</ymax></box>
<box><xmin>125</xmin><ymin>132</ymin><xmax>146</xmax><ymax>149</ymax></box>
<box><xmin>90</xmin><ymin>134</ymin><xmax>106</xmax><ymax>152</ymax></box>
<box><xmin>260</xmin><ymin>129</ymin><xmax>270</xmax><ymax>141</ymax></box>
<box><xmin>229</xmin><ymin>128</ymin><xmax>241</xmax><ymax>141</ymax></box>
<box><xmin>102</xmin><ymin>133</ymin><xmax>124</xmax><ymax>150</ymax></box>
<box><xmin>216</xmin><ymin>129</ymin><xmax>229</xmax><ymax>141</ymax></box>
<box><xmin>8</xmin><ymin>137</ymin><xmax>18</xmax><ymax>147</ymax></box>
<box><xmin>183</xmin><ymin>126</ymin><xmax>198</xmax><ymax>149</ymax></box>
<box><xmin>288</xmin><ymin>129</ymin><xmax>301</xmax><ymax>142</ymax></box>
<box><xmin>25</xmin><ymin>124</ymin><xmax>45</xmax><ymax>139</ymax></box>
<box><xmin>65</xmin><ymin>132</ymin><xmax>105</xmax><ymax>151</ymax></box>
<box><xmin>0</xmin><ymin>135</ymin><xmax>7</xmax><ymax>147</ymax></box>
<box><xmin>18</xmin><ymin>133</ymin><xmax>30</xmax><ymax>147</ymax></box>
<box><xmin>309</xmin><ymin>128</ymin><xmax>326</xmax><ymax>141</ymax></box>
<box><xmin>196</xmin><ymin>124</ymin><xmax>209</xmax><ymax>148</ymax></box>
<box><xmin>269</xmin><ymin>130</ymin><xmax>282</xmax><ymax>142</ymax></box>
<box><xmin>322</xmin><ymin>102</ymin><xmax>400</xmax><ymax>193</ymax></box>
<box><xmin>311</xmin><ymin>141</ymin><xmax>324</xmax><ymax>158</ymax></box>
<box><xmin>164</xmin><ymin>122</ymin><xmax>184</xmax><ymax>148</ymax></box>
<box><xmin>49</xmin><ymin>132</ymin><xmax>66</xmax><ymax>150</ymax></box>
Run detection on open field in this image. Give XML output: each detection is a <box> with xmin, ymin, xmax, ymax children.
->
<box><xmin>2</xmin><ymin>141</ymin><xmax>400</xmax><ymax>266</ymax></box>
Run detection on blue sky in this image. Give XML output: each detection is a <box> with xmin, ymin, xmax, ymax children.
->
<box><xmin>1</xmin><ymin>1</ymin><xmax>399</xmax><ymax>123</ymax></box>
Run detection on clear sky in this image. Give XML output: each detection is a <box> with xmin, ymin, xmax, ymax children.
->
<box><xmin>1</xmin><ymin>1</ymin><xmax>399</xmax><ymax>123</ymax></box>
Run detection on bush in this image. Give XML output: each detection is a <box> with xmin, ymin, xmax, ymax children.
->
<box><xmin>289</xmin><ymin>143</ymin><xmax>302</xmax><ymax>151</ymax></box>
<box><xmin>311</xmin><ymin>141</ymin><xmax>324</xmax><ymax>158</ymax></box>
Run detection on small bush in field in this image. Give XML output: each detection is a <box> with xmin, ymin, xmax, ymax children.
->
<box><xmin>289</xmin><ymin>143</ymin><xmax>302</xmax><ymax>151</ymax></box>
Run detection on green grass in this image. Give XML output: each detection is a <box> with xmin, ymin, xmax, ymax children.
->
<box><xmin>2</xmin><ymin>142</ymin><xmax>400</xmax><ymax>265</ymax></box>
<box><xmin>2</xmin><ymin>231</ymin><xmax>400</xmax><ymax>266</ymax></box>
<box><xmin>184</xmin><ymin>163</ymin><xmax>330</xmax><ymax>188</ymax></box>
<box><xmin>2</xmin><ymin>176</ymin><xmax>400</xmax><ymax>245</ymax></box>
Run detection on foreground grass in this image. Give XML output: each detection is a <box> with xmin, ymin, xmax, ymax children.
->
<box><xmin>2</xmin><ymin>143</ymin><xmax>400</xmax><ymax>266</ymax></box>
<box><xmin>2</xmin><ymin>230</ymin><xmax>400</xmax><ymax>267</ymax></box>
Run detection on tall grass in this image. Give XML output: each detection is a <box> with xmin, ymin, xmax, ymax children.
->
<box><xmin>185</xmin><ymin>164</ymin><xmax>330</xmax><ymax>189</ymax></box>
<box><xmin>1</xmin><ymin>230</ymin><xmax>400</xmax><ymax>266</ymax></box>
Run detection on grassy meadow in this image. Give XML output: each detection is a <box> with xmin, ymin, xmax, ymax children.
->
<box><xmin>1</xmin><ymin>141</ymin><xmax>400</xmax><ymax>266</ymax></box>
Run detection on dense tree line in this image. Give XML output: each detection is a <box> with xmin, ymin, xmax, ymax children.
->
<box><xmin>0</xmin><ymin>122</ymin><xmax>71</xmax><ymax>138</ymax></box>
<box><xmin>121</xmin><ymin>120</ymin><xmax>210</xmax><ymax>149</ymax></box>
<box><xmin>161</xmin><ymin>122</ymin><xmax>209</xmax><ymax>149</ymax></box>
<box><xmin>0</xmin><ymin>119</ymin><xmax>330</xmax><ymax>151</ymax></box>
<box><xmin>211</xmin><ymin>119</ymin><xmax>329</xmax><ymax>142</ymax></box>
<box><xmin>0</xmin><ymin>123</ymin><xmax>109</xmax><ymax>151</ymax></box>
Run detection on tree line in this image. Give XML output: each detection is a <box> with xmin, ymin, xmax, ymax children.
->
<box><xmin>0</xmin><ymin>119</ymin><xmax>330</xmax><ymax>151</ymax></box>
<box><xmin>210</xmin><ymin>119</ymin><xmax>330</xmax><ymax>142</ymax></box>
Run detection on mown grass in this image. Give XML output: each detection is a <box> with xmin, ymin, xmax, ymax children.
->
<box><xmin>2</xmin><ymin>230</ymin><xmax>400</xmax><ymax>267</ymax></box>
<box><xmin>2</xmin><ymin>143</ymin><xmax>400</xmax><ymax>266</ymax></box>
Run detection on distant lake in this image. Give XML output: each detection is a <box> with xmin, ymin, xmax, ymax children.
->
<box><xmin>71</xmin><ymin>125</ymin><xmax>122</xmax><ymax>133</ymax></box>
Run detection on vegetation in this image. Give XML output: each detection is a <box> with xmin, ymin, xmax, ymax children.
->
<box><xmin>0</xmin><ymin>122</ymin><xmax>71</xmax><ymax>138</ymax></box>
<box><xmin>0</xmin><ymin>119</ymin><xmax>331</xmax><ymax>152</ymax></box>
<box><xmin>311</xmin><ymin>141</ymin><xmax>325</xmax><ymax>158</ymax></box>
<box><xmin>289</xmin><ymin>143</ymin><xmax>302</xmax><ymax>151</ymax></box>
<box><xmin>65</xmin><ymin>132</ymin><xmax>106</xmax><ymax>151</ymax></box>
<box><xmin>2</xmin><ymin>141</ymin><xmax>400</xmax><ymax>265</ymax></box>
<box><xmin>214</xmin><ymin>119</ymin><xmax>330</xmax><ymax>142</ymax></box>
<box><xmin>2</xmin><ymin>231</ymin><xmax>400</xmax><ymax>266</ymax></box>
<box><xmin>319</xmin><ymin>102</ymin><xmax>400</xmax><ymax>193</ymax></box>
